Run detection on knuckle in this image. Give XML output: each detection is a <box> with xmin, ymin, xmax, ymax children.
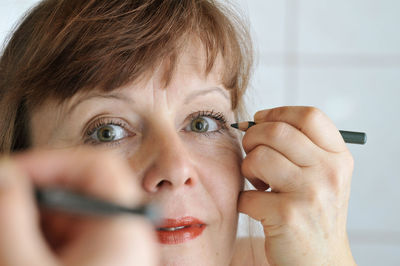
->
<box><xmin>240</xmin><ymin>191</ymin><xmax>255</xmax><ymax>206</ymax></box>
<box><xmin>266</xmin><ymin>122</ymin><xmax>289</xmax><ymax>142</ymax></box>
<box><xmin>254</xmin><ymin>109</ymin><xmax>268</xmax><ymax>121</ymax></box>
<box><xmin>268</xmin><ymin>107</ymin><xmax>285</xmax><ymax>119</ymax></box>
<box><xmin>241</xmin><ymin>146</ymin><xmax>266</xmax><ymax>178</ymax></box>
<box><xmin>242</xmin><ymin>124</ymin><xmax>263</xmax><ymax>152</ymax></box>
<box><xmin>301</xmin><ymin>106</ymin><xmax>324</xmax><ymax>125</ymax></box>
<box><xmin>241</xmin><ymin>154</ymin><xmax>255</xmax><ymax>178</ymax></box>
<box><xmin>242</xmin><ymin>130</ymin><xmax>252</xmax><ymax>152</ymax></box>
<box><xmin>318</xmin><ymin>159</ymin><xmax>343</xmax><ymax>195</ymax></box>
<box><xmin>238</xmin><ymin>192</ymin><xmax>256</xmax><ymax>213</ymax></box>
<box><xmin>250</xmin><ymin>146</ymin><xmax>268</xmax><ymax>166</ymax></box>
<box><xmin>324</xmin><ymin>152</ymin><xmax>354</xmax><ymax>194</ymax></box>
<box><xmin>241</xmin><ymin>157</ymin><xmax>250</xmax><ymax>177</ymax></box>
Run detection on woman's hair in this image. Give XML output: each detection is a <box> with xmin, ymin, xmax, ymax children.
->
<box><xmin>0</xmin><ymin>0</ymin><xmax>253</xmax><ymax>153</ymax></box>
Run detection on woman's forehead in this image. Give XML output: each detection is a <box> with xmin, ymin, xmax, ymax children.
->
<box><xmin>157</xmin><ymin>39</ymin><xmax>225</xmax><ymax>89</ymax></box>
<box><xmin>110</xmin><ymin>42</ymin><xmax>226</xmax><ymax>97</ymax></box>
<box><xmin>31</xmin><ymin>39</ymin><xmax>230</xmax><ymax>120</ymax></box>
<box><xmin>58</xmin><ymin>55</ymin><xmax>229</xmax><ymax>117</ymax></box>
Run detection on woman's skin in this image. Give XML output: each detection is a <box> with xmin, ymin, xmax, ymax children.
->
<box><xmin>0</xmin><ymin>42</ymin><xmax>356</xmax><ymax>265</ymax></box>
<box><xmin>238</xmin><ymin>107</ymin><xmax>356</xmax><ymax>265</ymax></box>
<box><xmin>29</xmin><ymin>43</ymin><xmax>244</xmax><ymax>266</ymax></box>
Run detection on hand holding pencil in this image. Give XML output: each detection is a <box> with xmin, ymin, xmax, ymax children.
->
<box><xmin>237</xmin><ymin>107</ymin><xmax>357</xmax><ymax>265</ymax></box>
<box><xmin>0</xmin><ymin>149</ymin><xmax>159</xmax><ymax>266</ymax></box>
<box><xmin>231</xmin><ymin>121</ymin><xmax>367</xmax><ymax>144</ymax></box>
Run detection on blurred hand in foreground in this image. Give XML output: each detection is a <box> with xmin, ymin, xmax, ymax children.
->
<box><xmin>0</xmin><ymin>148</ymin><xmax>159</xmax><ymax>266</ymax></box>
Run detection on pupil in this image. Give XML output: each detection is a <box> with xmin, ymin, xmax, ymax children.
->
<box><xmin>103</xmin><ymin>130</ymin><xmax>112</xmax><ymax>138</ymax></box>
<box><xmin>195</xmin><ymin>121</ymin><xmax>204</xmax><ymax>130</ymax></box>
<box><xmin>98</xmin><ymin>126</ymin><xmax>115</xmax><ymax>141</ymax></box>
<box><xmin>191</xmin><ymin>118</ymin><xmax>208</xmax><ymax>132</ymax></box>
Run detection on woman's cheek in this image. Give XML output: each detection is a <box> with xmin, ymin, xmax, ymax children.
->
<box><xmin>191</xmin><ymin>136</ymin><xmax>243</xmax><ymax>198</ymax></box>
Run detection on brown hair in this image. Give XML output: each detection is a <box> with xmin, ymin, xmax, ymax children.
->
<box><xmin>0</xmin><ymin>0</ymin><xmax>253</xmax><ymax>153</ymax></box>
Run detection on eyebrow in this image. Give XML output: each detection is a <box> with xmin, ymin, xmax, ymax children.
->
<box><xmin>184</xmin><ymin>87</ymin><xmax>230</xmax><ymax>104</ymax></box>
<box><xmin>66</xmin><ymin>92</ymin><xmax>134</xmax><ymax>116</ymax></box>
<box><xmin>67</xmin><ymin>86</ymin><xmax>229</xmax><ymax>115</ymax></box>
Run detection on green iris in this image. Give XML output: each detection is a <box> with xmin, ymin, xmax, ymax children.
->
<box><xmin>97</xmin><ymin>125</ymin><xmax>116</xmax><ymax>142</ymax></box>
<box><xmin>191</xmin><ymin>117</ymin><xmax>209</xmax><ymax>132</ymax></box>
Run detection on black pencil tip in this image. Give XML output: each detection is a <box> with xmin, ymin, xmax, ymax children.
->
<box><xmin>230</xmin><ymin>123</ymin><xmax>239</xmax><ymax>129</ymax></box>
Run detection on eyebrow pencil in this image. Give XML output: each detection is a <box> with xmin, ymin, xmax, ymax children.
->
<box><xmin>230</xmin><ymin>122</ymin><xmax>367</xmax><ymax>145</ymax></box>
<box><xmin>35</xmin><ymin>187</ymin><xmax>160</xmax><ymax>224</ymax></box>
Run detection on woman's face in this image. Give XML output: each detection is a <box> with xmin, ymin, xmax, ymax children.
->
<box><xmin>30</xmin><ymin>45</ymin><xmax>244</xmax><ymax>265</ymax></box>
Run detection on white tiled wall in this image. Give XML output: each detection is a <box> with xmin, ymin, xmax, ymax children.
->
<box><xmin>297</xmin><ymin>0</ymin><xmax>400</xmax><ymax>55</ymax></box>
<box><xmin>236</xmin><ymin>0</ymin><xmax>400</xmax><ymax>265</ymax></box>
<box><xmin>1</xmin><ymin>0</ymin><xmax>399</xmax><ymax>265</ymax></box>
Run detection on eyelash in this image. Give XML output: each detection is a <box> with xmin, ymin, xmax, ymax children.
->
<box><xmin>83</xmin><ymin>110</ymin><xmax>228</xmax><ymax>146</ymax></box>
<box><xmin>187</xmin><ymin>110</ymin><xmax>227</xmax><ymax>136</ymax></box>
<box><xmin>84</xmin><ymin>118</ymin><xmax>129</xmax><ymax>146</ymax></box>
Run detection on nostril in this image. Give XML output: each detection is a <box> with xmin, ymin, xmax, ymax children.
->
<box><xmin>155</xmin><ymin>178</ymin><xmax>193</xmax><ymax>188</ymax></box>
<box><xmin>157</xmin><ymin>180</ymin><xmax>166</xmax><ymax>187</ymax></box>
<box><xmin>157</xmin><ymin>180</ymin><xmax>172</xmax><ymax>188</ymax></box>
<box><xmin>184</xmin><ymin>178</ymin><xmax>193</xmax><ymax>186</ymax></box>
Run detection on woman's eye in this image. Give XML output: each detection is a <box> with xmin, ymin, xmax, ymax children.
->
<box><xmin>186</xmin><ymin>116</ymin><xmax>219</xmax><ymax>133</ymax></box>
<box><xmin>90</xmin><ymin>124</ymin><xmax>128</xmax><ymax>142</ymax></box>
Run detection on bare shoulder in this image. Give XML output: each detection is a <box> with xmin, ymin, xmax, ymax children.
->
<box><xmin>230</xmin><ymin>237</ymin><xmax>269</xmax><ymax>266</ymax></box>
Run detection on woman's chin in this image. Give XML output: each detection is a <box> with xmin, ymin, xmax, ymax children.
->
<box><xmin>158</xmin><ymin>233</ymin><xmax>233</xmax><ymax>266</ymax></box>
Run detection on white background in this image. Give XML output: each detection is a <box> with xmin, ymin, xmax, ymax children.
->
<box><xmin>1</xmin><ymin>0</ymin><xmax>399</xmax><ymax>265</ymax></box>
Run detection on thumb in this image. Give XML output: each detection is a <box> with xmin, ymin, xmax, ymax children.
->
<box><xmin>238</xmin><ymin>190</ymin><xmax>286</xmax><ymax>230</ymax></box>
<box><xmin>0</xmin><ymin>158</ymin><xmax>58</xmax><ymax>266</ymax></box>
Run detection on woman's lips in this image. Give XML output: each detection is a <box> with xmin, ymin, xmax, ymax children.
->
<box><xmin>156</xmin><ymin>216</ymin><xmax>206</xmax><ymax>245</ymax></box>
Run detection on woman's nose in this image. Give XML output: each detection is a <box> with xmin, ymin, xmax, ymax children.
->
<box><xmin>141</xmin><ymin>131</ymin><xmax>198</xmax><ymax>193</ymax></box>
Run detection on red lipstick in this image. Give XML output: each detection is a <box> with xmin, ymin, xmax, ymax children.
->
<box><xmin>156</xmin><ymin>216</ymin><xmax>206</xmax><ymax>244</ymax></box>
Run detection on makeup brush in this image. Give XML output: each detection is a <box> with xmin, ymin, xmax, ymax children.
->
<box><xmin>230</xmin><ymin>122</ymin><xmax>367</xmax><ymax>145</ymax></box>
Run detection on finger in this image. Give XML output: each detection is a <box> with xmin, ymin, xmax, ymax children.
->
<box><xmin>13</xmin><ymin>147</ymin><xmax>143</xmax><ymax>206</ymax></box>
<box><xmin>12</xmin><ymin>149</ymin><xmax>158</xmax><ymax>264</ymax></box>
<box><xmin>254</xmin><ymin>106</ymin><xmax>347</xmax><ymax>153</ymax></box>
<box><xmin>241</xmin><ymin>145</ymin><xmax>302</xmax><ymax>192</ymax></box>
<box><xmin>0</xmin><ymin>158</ymin><xmax>57</xmax><ymax>266</ymax></box>
<box><xmin>238</xmin><ymin>190</ymin><xmax>285</xmax><ymax>228</ymax></box>
<box><xmin>242</xmin><ymin>121</ymin><xmax>323</xmax><ymax>167</ymax></box>
<box><xmin>60</xmin><ymin>216</ymin><xmax>159</xmax><ymax>266</ymax></box>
